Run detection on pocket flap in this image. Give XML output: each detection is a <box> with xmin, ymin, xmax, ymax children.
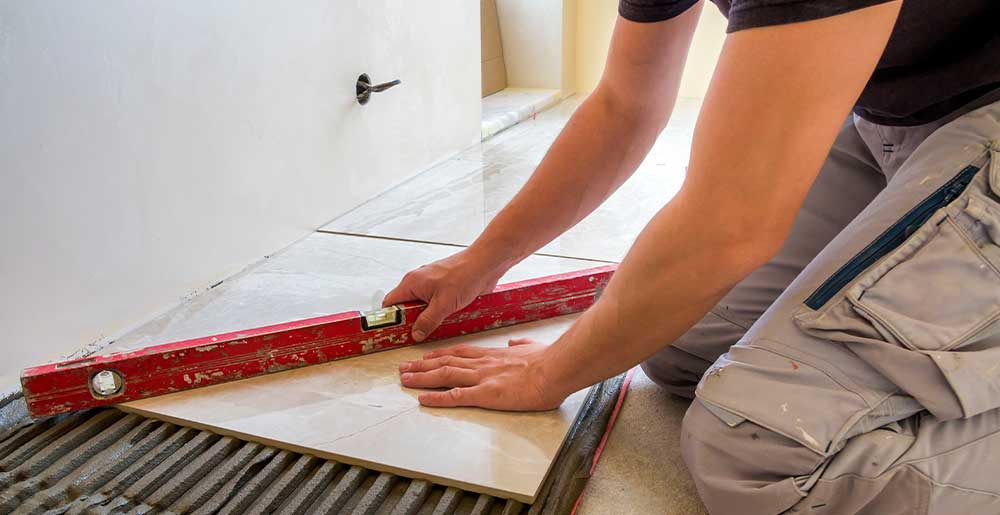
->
<box><xmin>696</xmin><ymin>345</ymin><xmax>868</xmax><ymax>455</ymax></box>
<box><xmin>928</xmin><ymin>344</ymin><xmax>1000</xmax><ymax>419</ymax></box>
<box><xmin>851</xmin><ymin>216</ymin><xmax>1000</xmax><ymax>351</ymax></box>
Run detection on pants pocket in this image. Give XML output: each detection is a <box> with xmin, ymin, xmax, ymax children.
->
<box><xmin>848</xmin><ymin>207</ymin><xmax>1000</xmax><ymax>352</ymax></box>
<box><xmin>695</xmin><ymin>344</ymin><xmax>871</xmax><ymax>456</ymax></box>
<box><xmin>799</xmin><ymin>155</ymin><xmax>1000</xmax><ymax>353</ymax></box>
<box><xmin>796</xmin><ymin>154</ymin><xmax>1000</xmax><ymax>418</ymax></box>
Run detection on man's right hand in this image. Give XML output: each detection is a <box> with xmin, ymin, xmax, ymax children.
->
<box><xmin>382</xmin><ymin>249</ymin><xmax>506</xmax><ymax>341</ymax></box>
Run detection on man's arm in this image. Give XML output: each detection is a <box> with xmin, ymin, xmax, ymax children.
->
<box><xmin>468</xmin><ymin>4</ymin><xmax>704</xmax><ymax>268</ymax></box>
<box><xmin>402</xmin><ymin>1</ymin><xmax>902</xmax><ymax>409</ymax></box>
<box><xmin>382</xmin><ymin>5</ymin><xmax>703</xmax><ymax>340</ymax></box>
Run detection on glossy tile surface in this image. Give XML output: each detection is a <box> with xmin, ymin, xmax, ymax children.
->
<box><xmin>107</xmin><ymin>233</ymin><xmax>598</xmax><ymax>502</ymax></box>
<box><xmin>106</xmin><ymin>232</ymin><xmax>594</xmax><ymax>353</ymax></box>
<box><xmin>324</xmin><ymin>96</ymin><xmax>700</xmax><ymax>262</ymax></box>
<box><xmin>122</xmin><ymin>315</ymin><xmax>586</xmax><ymax>503</ymax></box>
<box><xmin>481</xmin><ymin>88</ymin><xmax>561</xmax><ymax>139</ymax></box>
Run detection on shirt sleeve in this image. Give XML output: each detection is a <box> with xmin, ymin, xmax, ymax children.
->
<box><xmin>726</xmin><ymin>0</ymin><xmax>898</xmax><ymax>33</ymax></box>
<box><xmin>619</xmin><ymin>0</ymin><xmax>898</xmax><ymax>32</ymax></box>
<box><xmin>618</xmin><ymin>0</ymin><xmax>700</xmax><ymax>23</ymax></box>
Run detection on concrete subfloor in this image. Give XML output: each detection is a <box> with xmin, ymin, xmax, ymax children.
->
<box><xmin>576</xmin><ymin>369</ymin><xmax>707</xmax><ymax>515</ymax></box>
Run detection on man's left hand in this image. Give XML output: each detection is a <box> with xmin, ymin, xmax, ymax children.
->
<box><xmin>399</xmin><ymin>339</ymin><xmax>568</xmax><ymax>411</ymax></box>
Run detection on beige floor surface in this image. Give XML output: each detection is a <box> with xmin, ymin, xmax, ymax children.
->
<box><xmin>576</xmin><ymin>368</ymin><xmax>707</xmax><ymax>515</ymax></box>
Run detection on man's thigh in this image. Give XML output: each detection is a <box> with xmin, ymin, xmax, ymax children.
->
<box><xmin>642</xmin><ymin>117</ymin><xmax>883</xmax><ymax>396</ymax></box>
<box><xmin>798</xmin><ymin>408</ymin><xmax>1000</xmax><ymax>514</ymax></box>
<box><xmin>688</xmin><ymin>102</ymin><xmax>1000</xmax><ymax>513</ymax></box>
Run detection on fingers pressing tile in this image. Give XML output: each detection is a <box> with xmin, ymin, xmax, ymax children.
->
<box><xmin>401</xmin><ymin>367</ymin><xmax>479</xmax><ymax>389</ymax></box>
<box><xmin>419</xmin><ymin>389</ymin><xmax>464</xmax><ymax>407</ymax></box>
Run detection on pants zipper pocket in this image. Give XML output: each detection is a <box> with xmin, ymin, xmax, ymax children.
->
<box><xmin>804</xmin><ymin>164</ymin><xmax>981</xmax><ymax>310</ymax></box>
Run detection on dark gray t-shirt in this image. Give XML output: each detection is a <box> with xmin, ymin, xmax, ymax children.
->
<box><xmin>619</xmin><ymin>0</ymin><xmax>1000</xmax><ymax>126</ymax></box>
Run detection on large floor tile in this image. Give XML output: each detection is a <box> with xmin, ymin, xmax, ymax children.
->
<box><xmin>122</xmin><ymin>315</ymin><xmax>586</xmax><ymax>504</ymax></box>
<box><xmin>104</xmin><ymin>233</ymin><xmax>600</xmax><ymax>503</ymax></box>
<box><xmin>106</xmin><ymin>232</ymin><xmax>597</xmax><ymax>353</ymax></box>
<box><xmin>323</xmin><ymin>96</ymin><xmax>699</xmax><ymax>262</ymax></box>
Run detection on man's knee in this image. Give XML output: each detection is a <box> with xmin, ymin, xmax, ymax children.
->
<box><xmin>641</xmin><ymin>346</ymin><xmax>711</xmax><ymax>399</ymax></box>
<box><xmin>681</xmin><ymin>400</ymin><xmax>821</xmax><ymax>515</ymax></box>
<box><xmin>643</xmin><ymin>310</ymin><xmax>750</xmax><ymax>397</ymax></box>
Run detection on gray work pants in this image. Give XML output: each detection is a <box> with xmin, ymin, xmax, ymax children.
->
<box><xmin>643</xmin><ymin>99</ymin><xmax>1000</xmax><ymax>514</ymax></box>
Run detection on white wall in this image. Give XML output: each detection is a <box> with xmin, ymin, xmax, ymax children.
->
<box><xmin>561</xmin><ymin>0</ymin><xmax>578</xmax><ymax>93</ymax></box>
<box><xmin>677</xmin><ymin>2</ymin><xmax>726</xmax><ymax>98</ymax></box>
<box><xmin>575</xmin><ymin>0</ymin><xmax>617</xmax><ymax>95</ymax></box>
<box><xmin>575</xmin><ymin>0</ymin><xmax>726</xmax><ymax>98</ymax></box>
<box><xmin>0</xmin><ymin>1</ymin><xmax>480</xmax><ymax>383</ymax></box>
<box><xmin>496</xmin><ymin>0</ymin><xmax>562</xmax><ymax>89</ymax></box>
<box><xmin>497</xmin><ymin>0</ymin><xmax>577</xmax><ymax>91</ymax></box>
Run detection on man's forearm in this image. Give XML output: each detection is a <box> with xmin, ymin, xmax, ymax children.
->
<box><xmin>539</xmin><ymin>189</ymin><xmax>779</xmax><ymax>397</ymax></box>
<box><xmin>465</xmin><ymin>9</ymin><xmax>704</xmax><ymax>275</ymax></box>
<box><xmin>467</xmin><ymin>90</ymin><xmax>672</xmax><ymax>272</ymax></box>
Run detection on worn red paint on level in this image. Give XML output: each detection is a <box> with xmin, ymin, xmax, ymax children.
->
<box><xmin>22</xmin><ymin>265</ymin><xmax>616</xmax><ymax>418</ymax></box>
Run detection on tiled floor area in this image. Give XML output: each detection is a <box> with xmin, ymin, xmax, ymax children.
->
<box><xmin>105</xmin><ymin>94</ymin><xmax>708</xmax><ymax>512</ymax></box>
<box><xmin>480</xmin><ymin>88</ymin><xmax>562</xmax><ymax>140</ymax></box>
<box><xmin>103</xmin><ymin>234</ymin><xmax>600</xmax><ymax>502</ymax></box>
<box><xmin>325</xmin><ymin>96</ymin><xmax>696</xmax><ymax>263</ymax></box>
<box><xmin>327</xmin><ymin>94</ymin><xmax>707</xmax><ymax>513</ymax></box>
<box><xmin>104</xmin><ymin>234</ymin><xmax>596</xmax><ymax>355</ymax></box>
<box><xmin>122</xmin><ymin>315</ymin><xmax>588</xmax><ymax>503</ymax></box>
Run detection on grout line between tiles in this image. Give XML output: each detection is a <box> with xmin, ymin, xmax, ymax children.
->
<box><xmin>314</xmin><ymin>230</ymin><xmax>618</xmax><ymax>265</ymax></box>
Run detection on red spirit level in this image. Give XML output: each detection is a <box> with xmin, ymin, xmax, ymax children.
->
<box><xmin>21</xmin><ymin>265</ymin><xmax>616</xmax><ymax>418</ymax></box>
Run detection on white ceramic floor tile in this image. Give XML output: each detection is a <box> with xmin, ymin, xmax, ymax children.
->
<box><xmin>122</xmin><ymin>315</ymin><xmax>586</xmax><ymax>503</ymax></box>
<box><xmin>106</xmin><ymin>232</ymin><xmax>595</xmax><ymax>353</ymax></box>
<box><xmin>459</xmin><ymin>98</ymin><xmax>587</xmax><ymax>166</ymax></box>
<box><xmin>481</xmin><ymin>88</ymin><xmax>562</xmax><ymax>140</ymax></box>
<box><xmin>324</xmin><ymin>96</ymin><xmax>700</xmax><ymax>262</ymax></box>
<box><xmin>104</xmin><ymin>233</ymin><xmax>599</xmax><ymax>502</ymax></box>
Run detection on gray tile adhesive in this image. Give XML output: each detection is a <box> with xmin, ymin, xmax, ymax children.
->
<box><xmin>0</xmin><ymin>373</ymin><xmax>625</xmax><ymax>514</ymax></box>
